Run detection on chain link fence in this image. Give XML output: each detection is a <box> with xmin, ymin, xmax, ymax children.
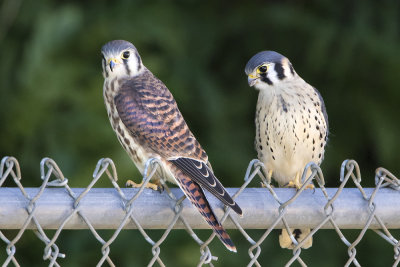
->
<box><xmin>0</xmin><ymin>156</ymin><xmax>399</xmax><ymax>267</ymax></box>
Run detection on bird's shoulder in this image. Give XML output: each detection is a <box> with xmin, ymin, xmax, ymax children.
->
<box><xmin>117</xmin><ymin>70</ymin><xmax>177</xmax><ymax>119</ymax></box>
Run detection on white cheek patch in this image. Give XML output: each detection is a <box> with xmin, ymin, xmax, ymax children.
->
<box><xmin>255</xmin><ymin>81</ymin><xmax>271</xmax><ymax>91</ymax></box>
<box><xmin>104</xmin><ymin>51</ymin><xmax>143</xmax><ymax>79</ymax></box>
<box><xmin>106</xmin><ymin>64</ymin><xmax>127</xmax><ymax>79</ymax></box>
<box><xmin>267</xmin><ymin>63</ymin><xmax>282</xmax><ymax>84</ymax></box>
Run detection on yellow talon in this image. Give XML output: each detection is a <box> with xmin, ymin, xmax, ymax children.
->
<box><xmin>286</xmin><ymin>181</ymin><xmax>298</xmax><ymax>188</ymax></box>
<box><xmin>304</xmin><ymin>183</ymin><xmax>315</xmax><ymax>190</ymax></box>
<box><xmin>284</xmin><ymin>172</ymin><xmax>315</xmax><ymax>190</ymax></box>
<box><xmin>261</xmin><ymin>169</ymin><xmax>274</xmax><ymax>187</ymax></box>
<box><xmin>285</xmin><ymin>180</ymin><xmax>314</xmax><ymax>190</ymax></box>
<box><xmin>126</xmin><ymin>180</ymin><xmax>159</xmax><ymax>191</ymax></box>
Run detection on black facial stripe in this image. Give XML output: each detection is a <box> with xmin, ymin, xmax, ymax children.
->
<box><xmin>123</xmin><ymin>59</ymin><xmax>131</xmax><ymax>76</ymax></box>
<box><xmin>135</xmin><ymin>51</ymin><xmax>142</xmax><ymax>72</ymax></box>
<box><xmin>274</xmin><ymin>63</ymin><xmax>285</xmax><ymax>80</ymax></box>
<box><xmin>102</xmin><ymin>58</ymin><xmax>109</xmax><ymax>77</ymax></box>
<box><xmin>289</xmin><ymin>63</ymin><xmax>295</xmax><ymax>75</ymax></box>
<box><xmin>260</xmin><ymin>73</ymin><xmax>273</xmax><ymax>85</ymax></box>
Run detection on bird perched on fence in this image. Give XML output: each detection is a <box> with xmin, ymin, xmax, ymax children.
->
<box><xmin>101</xmin><ymin>40</ymin><xmax>242</xmax><ymax>252</ymax></box>
<box><xmin>245</xmin><ymin>51</ymin><xmax>328</xmax><ymax>249</ymax></box>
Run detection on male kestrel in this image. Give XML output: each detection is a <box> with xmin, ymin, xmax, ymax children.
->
<box><xmin>101</xmin><ymin>40</ymin><xmax>242</xmax><ymax>252</ymax></box>
<box><xmin>245</xmin><ymin>51</ymin><xmax>328</xmax><ymax>249</ymax></box>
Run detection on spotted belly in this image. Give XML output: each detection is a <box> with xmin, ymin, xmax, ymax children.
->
<box><xmin>255</xmin><ymin>93</ymin><xmax>327</xmax><ymax>186</ymax></box>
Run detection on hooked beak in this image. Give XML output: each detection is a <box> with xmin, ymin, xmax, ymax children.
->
<box><xmin>247</xmin><ymin>74</ymin><xmax>258</xmax><ymax>87</ymax></box>
<box><xmin>108</xmin><ymin>58</ymin><xmax>119</xmax><ymax>72</ymax></box>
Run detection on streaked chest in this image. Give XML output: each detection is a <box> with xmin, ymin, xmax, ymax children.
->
<box><xmin>103</xmin><ymin>78</ymin><xmax>149</xmax><ymax>172</ymax></box>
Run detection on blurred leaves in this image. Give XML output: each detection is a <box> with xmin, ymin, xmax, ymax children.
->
<box><xmin>1</xmin><ymin>0</ymin><xmax>400</xmax><ymax>265</ymax></box>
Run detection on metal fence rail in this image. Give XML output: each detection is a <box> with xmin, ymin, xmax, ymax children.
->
<box><xmin>1</xmin><ymin>156</ymin><xmax>400</xmax><ymax>267</ymax></box>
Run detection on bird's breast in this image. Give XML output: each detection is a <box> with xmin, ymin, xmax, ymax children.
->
<box><xmin>103</xmin><ymin>80</ymin><xmax>150</xmax><ymax>173</ymax></box>
<box><xmin>255</xmin><ymin>83</ymin><xmax>328</xmax><ymax>184</ymax></box>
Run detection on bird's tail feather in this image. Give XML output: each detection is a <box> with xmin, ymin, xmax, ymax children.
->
<box><xmin>279</xmin><ymin>228</ymin><xmax>312</xmax><ymax>249</ymax></box>
<box><xmin>169</xmin><ymin>163</ymin><xmax>237</xmax><ymax>252</ymax></box>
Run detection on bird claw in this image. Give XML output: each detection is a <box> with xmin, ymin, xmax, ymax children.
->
<box><xmin>284</xmin><ymin>171</ymin><xmax>315</xmax><ymax>190</ymax></box>
<box><xmin>126</xmin><ymin>179</ymin><xmax>161</xmax><ymax>191</ymax></box>
<box><xmin>260</xmin><ymin>181</ymin><xmax>274</xmax><ymax>188</ymax></box>
<box><xmin>285</xmin><ymin>181</ymin><xmax>315</xmax><ymax>190</ymax></box>
<box><xmin>285</xmin><ymin>181</ymin><xmax>300</xmax><ymax>189</ymax></box>
<box><xmin>304</xmin><ymin>183</ymin><xmax>315</xmax><ymax>190</ymax></box>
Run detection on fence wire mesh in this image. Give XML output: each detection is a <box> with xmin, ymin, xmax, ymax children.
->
<box><xmin>0</xmin><ymin>156</ymin><xmax>399</xmax><ymax>267</ymax></box>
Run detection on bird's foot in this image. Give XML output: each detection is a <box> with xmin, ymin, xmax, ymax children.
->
<box><xmin>260</xmin><ymin>181</ymin><xmax>275</xmax><ymax>188</ymax></box>
<box><xmin>285</xmin><ymin>180</ymin><xmax>301</xmax><ymax>189</ymax></box>
<box><xmin>285</xmin><ymin>171</ymin><xmax>315</xmax><ymax>190</ymax></box>
<box><xmin>126</xmin><ymin>180</ymin><xmax>162</xmax><ymax>191</ymax></box>
<box><xmin>261</xmin><ymin>169</ymin><xmax>274</xmax><ymax>187</ymax></box>
<box><xmin>304</xmin><ymin>183</ymin><xmax>315</xmax><ymax>190</ymax></box>
<box><xmin>285</xmin><ymin>181</ymin><xmax>314</xmax><ymax>190</ymax></box>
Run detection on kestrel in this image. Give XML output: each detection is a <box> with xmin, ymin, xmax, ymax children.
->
<box><xmin>245</xmin><ymin>51</ymin><xmax>328</xmax><ymax>249</ymax></box>
<box><xmin>101</xmin><ymin>40</ymin><xmax>242</xmax><ymax>252</ymax></box>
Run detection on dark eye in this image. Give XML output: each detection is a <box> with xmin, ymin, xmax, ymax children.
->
<box><xmin>258</xmin><ymin>65</ymin><xmax>268</xmax><ymax>73</ymax></box>
<box><xmin>122</xmin><ymin>51</ymin><xmax>130</xmax><ymax>59</ymax></box>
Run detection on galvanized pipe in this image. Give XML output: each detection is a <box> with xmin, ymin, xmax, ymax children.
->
<box><xmin>0</xmin><ymin>187</ymin><xmax>399</xmax><ymax>229</ymax></box>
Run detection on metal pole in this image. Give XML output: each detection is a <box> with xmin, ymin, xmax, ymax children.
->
<box><xmin>0</xmin><ymin>187</ymin><xmax>399</xmax><ymax>230</ymax></box>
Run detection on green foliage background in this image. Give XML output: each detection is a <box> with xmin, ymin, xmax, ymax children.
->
<box><xmin>1</xmin><ymin>0</ymin><xmax>400</xmax><ymax>266</ymax></box>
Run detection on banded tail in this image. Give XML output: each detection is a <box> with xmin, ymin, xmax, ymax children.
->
<box><xmin>280</xmin><ymin>228</ymin><xmax>312</xmax><ymax>249</ymax></box>
<box><xmin>168</xmin><ymin>162</ymin><xmax>237</xmax><ymax>252</ymax></box>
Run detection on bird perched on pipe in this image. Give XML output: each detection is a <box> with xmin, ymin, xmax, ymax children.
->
<box><xmin>101</xmin><ymin>40</ymin><xmax>242</xmax><ymax>252</ymax></box>
<box><xmin>245</xmin><ymin>51</ymin><xmax>328</xmax><ymax>249</ymax></box>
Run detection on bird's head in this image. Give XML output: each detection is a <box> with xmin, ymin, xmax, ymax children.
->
<box><xmin>245</xmin><ymin>51</ymin><xmax>296</xmax><ymax>90</ymax></box>
<box><xmin>101</xmin><ymin>40</ymin><xmax>144</xmax><ymax>79</ymax></box>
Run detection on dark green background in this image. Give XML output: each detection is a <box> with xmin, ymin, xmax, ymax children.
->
<box><xmin>1</xmin><ymin>0</ymin><xmax>400</xmax><ymax>266</ymax></box>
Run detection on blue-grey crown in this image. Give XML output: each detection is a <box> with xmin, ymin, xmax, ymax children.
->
<box><xmin>101</xmin><ymin>40</ymin><xmax>137</xmax><ymax>55</ymax></box>
<box><xmin>245</xmin><ymin>51</ymin><xmax>286</xmax><ymax>75</ymax></box>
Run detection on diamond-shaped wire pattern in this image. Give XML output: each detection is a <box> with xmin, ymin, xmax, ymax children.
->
<box><xmin>0</xmin><ymin>156</ymin><xmax>399</xmax><ymax>266</ymax></box>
